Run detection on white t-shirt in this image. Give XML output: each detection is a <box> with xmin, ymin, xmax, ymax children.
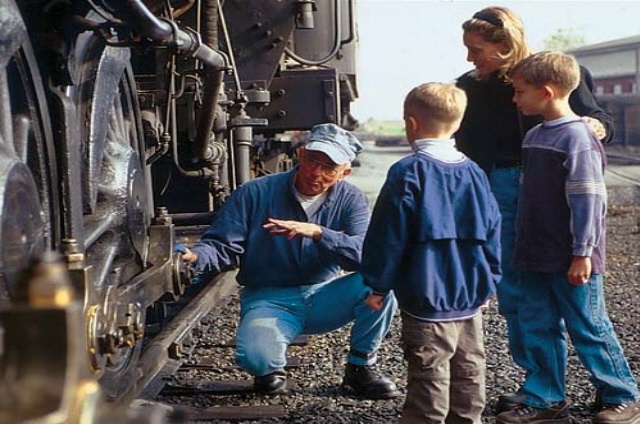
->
<box><xmin>294</xmin><ymin>190</ymin><xmax>328</xmax><ymax>217</ymax></box>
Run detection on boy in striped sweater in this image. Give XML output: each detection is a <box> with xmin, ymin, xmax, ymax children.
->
<box><xmin>498</xmin><ymin>51</ymin><xmax>640</xmax><ymax>424</ymax></box>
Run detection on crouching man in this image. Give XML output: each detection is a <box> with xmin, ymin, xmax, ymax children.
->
<box><xmin>178</xmin><ymin>123</ymin><xmax>400</xmax><ymax>399</ymax></box>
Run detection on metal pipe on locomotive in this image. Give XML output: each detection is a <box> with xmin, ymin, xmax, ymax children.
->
<box><xmin>0</xmin><ymin>0</ymin><xmax>358</xmax><ymax>422</ymax></box>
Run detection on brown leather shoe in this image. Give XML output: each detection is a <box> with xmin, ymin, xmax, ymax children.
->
<box><xmin>595</xmin><ymin>401</ymin><xmax>640</xmax><ymax>424</ymax></box>
<box><xmin>496</xmin><ymin>401</ymin><xmax>571</xmax><ymax>423</ymax></box>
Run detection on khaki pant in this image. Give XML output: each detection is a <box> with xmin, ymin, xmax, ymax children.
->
<box><xmin>400</xmin><ymin>313</ymin><xmax>485</xmax><ymax>424</ymax></box>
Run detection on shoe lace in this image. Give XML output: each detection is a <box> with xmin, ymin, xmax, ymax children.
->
<box><xmin>604</xmin><ymin>403</ymin><xmax>629</xmax><ymax>414</ymax></box>
<box><xmin>513</xmin><ymin>405</ymin><xmax>538</xmax><ymax>417</ymax></box>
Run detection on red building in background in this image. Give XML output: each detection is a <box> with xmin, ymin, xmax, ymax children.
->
<box><xmin>569</xmin><ymin>35</ymin><xmax>640</xmax><ymax>146</ymax></box>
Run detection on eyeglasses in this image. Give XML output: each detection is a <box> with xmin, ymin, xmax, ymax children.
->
<box><xmin>299</xmin><ymin>155</ymin><xmax>341</xmax><ymax>178</ymax></box>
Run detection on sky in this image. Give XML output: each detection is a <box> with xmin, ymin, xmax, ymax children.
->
<box><xmin>351</xmin><ymin>0</ymin><xmax>640</xmax><ymax>121</ymax></box>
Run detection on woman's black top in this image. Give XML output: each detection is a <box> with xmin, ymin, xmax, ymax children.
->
<box><xmin>455</xmin><ymin>66</ymin><xmax>614</xmax><ymax>174</ymax></box>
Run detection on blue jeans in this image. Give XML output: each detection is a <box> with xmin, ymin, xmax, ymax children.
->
<box><xmin>519</xmin><ymin>272</ymin><xmax>639</xmax><ymax>408</ymax></box>
<box><xmin>489</xmin><ymin>167</ymin><xmax>529</xmax><ymax>372</ymax></box>
<box><xmin>235</xmin><ymin>272</ymin><xmax>398</xmax><ymax>377</ymax></box>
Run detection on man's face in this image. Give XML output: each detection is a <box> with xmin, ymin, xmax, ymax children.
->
<box><xmin>295</xmin><ymin>148</ymin><xmax>350</xmax><ymax>196</ymax></box>
<box><xmin>512</xmin><ymin>75</ymin><xmax>547</xmax><ymax>116</ymax></box>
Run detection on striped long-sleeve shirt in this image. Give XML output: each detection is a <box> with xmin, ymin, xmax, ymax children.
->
<box><xmin>512</xmin><ymin>116</ymin><xmax>607</xmax><ymax>274</ymax></box>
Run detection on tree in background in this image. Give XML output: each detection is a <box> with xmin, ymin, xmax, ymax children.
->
<box><xmin>543</xmin><ymin>28</ymin><xmax>585</xmax><ymax>51</ymax></box>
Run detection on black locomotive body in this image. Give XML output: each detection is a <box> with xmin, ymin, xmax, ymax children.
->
<box><xmin>0</xmin><ymin>0</ymin><xmax>358</xmax><ymax>421</ymax></box>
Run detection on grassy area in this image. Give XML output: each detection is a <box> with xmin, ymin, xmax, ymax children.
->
<box><xmin>361</xmin><ymin>119</ymin><xmax>404</xmax><ymax>136</ymax></box>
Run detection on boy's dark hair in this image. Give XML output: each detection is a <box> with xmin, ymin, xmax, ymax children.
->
<box><xmin>509</xmin><ymin>51</ymin><xmax>580</xmax><ymax>95</ymax></box>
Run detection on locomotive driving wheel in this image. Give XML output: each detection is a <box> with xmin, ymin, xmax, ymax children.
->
<box><xmin>0</xmin><ymin>11</ymin><xmax>58</xmax><ymax>306</ymax></box>
<box><xmin>70</xmin><ymin>22</ymin><xmax>152</xmax><ymax>399</ymax></box>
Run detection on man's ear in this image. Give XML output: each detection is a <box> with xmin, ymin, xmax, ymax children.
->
<box><xmin>340</xmin><ymin>167</ymin><xmax>352</xmax><ymax>178</ymax></box>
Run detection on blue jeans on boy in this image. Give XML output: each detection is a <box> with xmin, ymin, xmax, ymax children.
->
<box><xmin>519</xmin><ymin>272</ymin><xmax>639</xmax><ymax>408</ymax></box>
<box><xmin>490</xmin><ymin>167</ymin><xmax>529</xmax><ymax>372</ymax></box>
<box><xmin>235</xmin><ymin>272</ymin><xmax>397</xmax><ymax>377</ymax></box>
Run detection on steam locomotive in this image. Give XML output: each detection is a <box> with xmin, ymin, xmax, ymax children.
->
<box><xmin>0</xmin><ymin>0</ymin><xmax>358</xmax><ymax>420</ymax></box>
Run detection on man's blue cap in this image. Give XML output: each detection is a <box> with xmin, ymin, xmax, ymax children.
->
<box><xmin>303</xmin><ymin>123</ymin><xmax>363</xmax><ymax>164</ymax></box>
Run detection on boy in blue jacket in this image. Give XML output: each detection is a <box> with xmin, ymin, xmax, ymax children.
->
<box><xmin>496</xmin><ymin>51</ymin><xmax>640</xmax><ymax>424</ymax></box>
<box><xmin>362</xmin><ymin>82</ymin><xmax>502</xmax><ymax>423</ymax></box>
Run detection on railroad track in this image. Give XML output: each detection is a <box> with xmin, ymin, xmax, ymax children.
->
<box><xmin>133</xmin><ymin>283</ymin><xmax>312</xmax><ymax>422</ymax></box>
<box><xmin>607</xmin><ymin>168</ymin><xmax>640</xmax><ymax>187</ymax></box>
<box><xmin>606</xmin><ymin>151</ymin><xmax>640</xmax><ymax>188</ymax></box>
<box><xmin>606</xmin><ymin>150</ymin><xmax>640</xmax><ymax>166</ymax></box>
<box><xmin>118</xmin><ymin>270</ymin><xmax>238</xmax><ymax>406</ymax></box>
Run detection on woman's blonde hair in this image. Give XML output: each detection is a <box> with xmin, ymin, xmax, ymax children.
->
<box><xmin>462</xmin><ymin>6</ymin><xmax>532</xmax><ymax>79</ymax></box>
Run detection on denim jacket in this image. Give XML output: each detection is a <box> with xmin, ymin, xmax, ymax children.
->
<box><xmin>190</xmin><ymin>169</ymin><xmax>370</xmax><ymax>287</ymax></box>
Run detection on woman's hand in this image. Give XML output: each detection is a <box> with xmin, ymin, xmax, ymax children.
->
<box><xmin>584</xmin><ymin>116</ymin><xmax>606</xmax><ymax>141</ymax></box>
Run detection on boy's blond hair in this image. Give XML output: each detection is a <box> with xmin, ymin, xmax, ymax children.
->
<box><xmin>509</xmin><ymin>51</ymin><xmax>580</xmax><ymax>96</ymax></box>
<box><xmin>404</xmin><ymin>83</ymin><xmax>467</xmax><ymax>129</ymax></box>
<box><xmin>462</xmin><ymin>6</ymin><xmax>532</xmax><ymax>79</ymax></box>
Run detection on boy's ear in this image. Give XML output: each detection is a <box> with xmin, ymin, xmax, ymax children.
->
<box><xmin>406</xmin><ymin>115</ymin><xmax>419</xmax><ymax>133</ymax></box>
<box><xmin>543</xmin><ymin>84</ymin><xmax>554</xmax><ymax>99</ymax></box>
<box><xmin>451</xmin><ymin>118</ymin><xmax>463</xmax><ymax>134</ymax></box>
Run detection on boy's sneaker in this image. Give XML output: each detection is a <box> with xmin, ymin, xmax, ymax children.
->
<box><xmin>496</xmin><ymin>401</ymin><xmax>571</xmax><ymax>423</ymax></box>
<box><xmin>594</xmin><ymin>402</ymin><xmax>640</xmax><ymax>423</ymax></box>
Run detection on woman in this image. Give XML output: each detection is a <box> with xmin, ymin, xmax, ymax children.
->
<box><xmin>455</xmin><ymin>6</ymin><xmax>614</xmax><ymax>412</ymax></box>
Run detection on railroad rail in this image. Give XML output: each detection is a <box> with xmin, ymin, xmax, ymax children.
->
<box><xmin>605</xmin><ymin>149</ymin><xmax>640</xmax><ymax>205</ymax></box>
<box><xmin>606</xmin><ymin>150</ymin><xmax>640</xmax><ymax>166</ymax></box>
<box><xmin>608</xmin><ymin>168</ymin><xmax>640</xmax><ymax>187</ymax></box>
<box><xmin>117</xmin><ymin>271</ymin><xmax>238</xmax><ymax>406</ymax></box>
